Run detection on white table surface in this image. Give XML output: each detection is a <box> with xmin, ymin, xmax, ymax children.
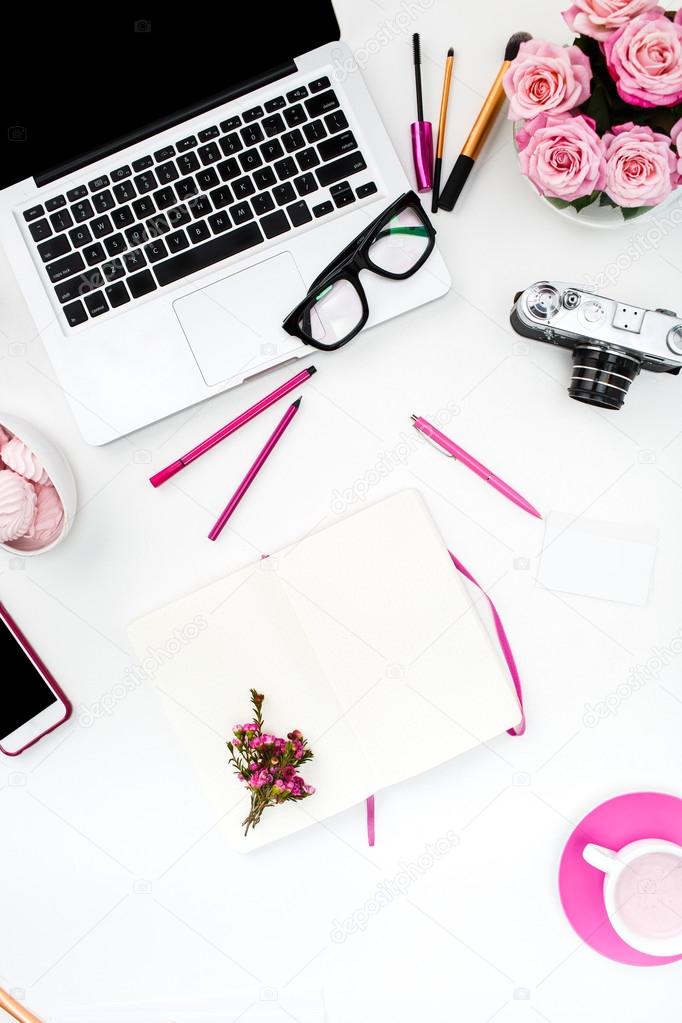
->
<box><xmin>2</xmin><ymin>1</ymin><xmax>682</xmax><ymax>1020</ymax></box>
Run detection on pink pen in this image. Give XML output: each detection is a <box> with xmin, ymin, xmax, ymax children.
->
<box><xmin>208</xmin><ymin>398</ymin><xmax>302</xmax><ymax>541</ymax></box>
<box><xmin>411</xmin><ymin>414</ymin><xmax>542</xmax><ymax>519</ymax></box>
<box><xmin>149</xmin><ymin>365</ymin><xmax>315</xmax><ymax>487</ymax></box>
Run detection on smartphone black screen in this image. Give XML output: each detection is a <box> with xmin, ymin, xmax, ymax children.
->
<box><xmin>1</xmin><ymin>620</ymin><xmax>57</xmax><ymax>738</ymax></box>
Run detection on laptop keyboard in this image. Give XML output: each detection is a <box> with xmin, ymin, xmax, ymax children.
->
<box><xmin>20</xmin><ymin>76</ymin><xmax>378</xmax><ymax>330</ymax></box>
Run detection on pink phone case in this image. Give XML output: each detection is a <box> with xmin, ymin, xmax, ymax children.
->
<box><xmin>0</xmin><ymin>601</ymin><xmax>72</xmax><ymax>756</ymax></box>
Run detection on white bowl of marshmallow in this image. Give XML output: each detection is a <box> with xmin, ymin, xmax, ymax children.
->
<box><xmin>0</xmin><ymin>414</ymin><xmax>77</xmax><ymax>556</ymax></box>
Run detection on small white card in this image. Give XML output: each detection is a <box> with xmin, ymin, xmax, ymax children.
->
<box><xmin>537</xmin><ymin>512</ymin><xmax>658</xmax><ymax>606</ymax></box>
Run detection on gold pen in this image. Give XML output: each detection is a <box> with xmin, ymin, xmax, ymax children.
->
<box><xmin>0</xmin><ymin>987</ymin><xmax>44</xmax><ymax>1023</ymax></box>
<box><xmin>431</xmin><ymin>47</ymin><xmax>454</xmax><ymax>213</ymax></box>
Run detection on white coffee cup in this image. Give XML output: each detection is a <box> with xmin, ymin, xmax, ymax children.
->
<box><xmin>583</xmin><ymin>839</ymin><xmax>682</xmax><ymax>957</ymax></box>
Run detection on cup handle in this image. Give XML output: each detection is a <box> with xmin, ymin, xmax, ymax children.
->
<box><xmin>583</xmin><ymin>843</ymin><xmax>619</xmax><ymax>873</ymax></box>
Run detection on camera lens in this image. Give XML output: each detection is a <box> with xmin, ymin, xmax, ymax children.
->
<box><xmin>569</xmin><ymin>345</ymin><xmax>642</xmax><ymax>410</ymax></box>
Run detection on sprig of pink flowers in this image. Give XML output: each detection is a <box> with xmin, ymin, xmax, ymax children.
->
<box><xmin>227</xmin><ymin>689</ymin><xmax>315</xmax><ymax>836</ymax></box>
<box><xmin>503</xmin><ymin>3</ymin><xmax>682</xmax><ymax>216</ymax></box>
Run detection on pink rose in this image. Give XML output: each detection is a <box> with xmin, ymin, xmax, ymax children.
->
<box><xmin>673</xmin><ymin>118</ymin><xmax>682</xmax><ymax>176</ymax></box>
<box><xmin>517</xmin><ymin>112</ymin><xmax>607</xmax><ymax>202</ymax></box>
<box><xmin>677</xmin><ymin>8</ymin><xmax>682</xmax><ymax>23</ymax></box>
<box><xmin>603</xmin><ymin>122</ymin><xmax>679</xmax><ymax>206</ymax></box>
<box><xmin>604</xmin><ymin>10</ymin><xmax>682</xmax><ymax>107</ymax></box>
<box><xmin>562</xmin><ymin>0</ymin><xmax>660</xmax><ymax>41</ymax></box>
<box><xmin>504</xmin><ymin>40</ymin><xmax>593</xmax><ymax>120</ymax></box>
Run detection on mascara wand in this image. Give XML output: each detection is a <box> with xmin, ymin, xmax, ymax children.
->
<box><xmin>439</xmin><ymin>31</ymin><xmax>532</xmax><ymax>211</ymax></box>
<box><xmin>410</xmin><ymin>33</ymin><xmax>433</xmax><ymax>192</ymax></box>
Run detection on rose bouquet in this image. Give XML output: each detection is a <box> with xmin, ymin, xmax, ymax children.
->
<box><xmin>504</xmin><ymin>2</ymin><xmax>682</xmax><ymax>220</ymax></box>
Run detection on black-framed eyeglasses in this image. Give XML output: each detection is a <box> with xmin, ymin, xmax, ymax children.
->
<box><xmin>281</xmin><ymin>191</ymin><xmax>436</xmax><ymax>351</ymax></box>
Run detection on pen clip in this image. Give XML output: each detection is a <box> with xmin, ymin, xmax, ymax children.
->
<box><xmin>422</xmin><ymin>433</ymin><xmax>455</xmax><ymax>458</ymax></box>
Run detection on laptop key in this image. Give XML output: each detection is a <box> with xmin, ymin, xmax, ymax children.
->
<box><xmin>50</xmin><ymin>209</ymin><xmax>73</xmax><ymax>232</ymax></box>
<box><xmin>93</xmin><ymin>189</ymin><xmax>115</xmax><ymax>213</ymax></box>
<box><xmin>297</xmin><ymin>148</ymin><xmax>320</xmax><ymax>171</ymax></box>
<box><xmin>152</xmin><ymin>222</ymin><xmax>263</xmax><ymax>287</ymax></box>
<box><xmin>282</xmin><ymin>130</ymin><xmax>304</xmax><ymax>153</ymax></box>
<box><xmin>177</xmin><ymin>152</ymin><xmax>200</xmax><ymax>176</ymax></box>
<box><xmin>220</xmin><ymin>133</ymin><xmax>242</xmax><ymax>156</ymax></box>
<box><xmin>220</xmin><ymin>116</ymin><xmax>241</xmax><ymax>132</ymax></box>
<box><xmin>123</xmin><ymin>249</ymin><xmax>146</xmax><ymax>272</ymax></box>
<box><xmin>317</xmin><ymin>152</ymin><xmax>367</xmax><ymax>188</ymax></box>
<box><xmin>273</xmin><ymin>183</ymin><xmax>296</xmax><ymax>206</ymax></box>
<box><xmin>239</xmin><ymin>150</ymin><xmax>262</xmax><ymax>173</ymax></box>
<box><xmin>168</xmin><ymin>204</ymin><xmax>191</xmax><ymax>227</ymax></box>
<box><xmin>262</xmin><ymin>114</ymin><xmax>286</xmax><ymax>137</ymax></box>
<box><xmin>176</xmin><ymin>135</ymin><xmax>197</xmax><ymax>151</ymax></box>
<box><xmin>303</xmin><ymin>119</ymin><xmax>326</xmax><ymax>143</ymax></box>
<box><xmin>114</xmin><ymin>181</ymin><xmax>136</xmax><ymax>203</ymax></box>
<box><xmin>187</xmin><ymin>222</ymin><xmax>211</xmax><ymax>244</ymax></box>
<box><xmin>84</xmin><ymin>243</ymin><xmax>106</xmax><ymax>266</ymax></box>
<box><xmin>319</xmin><ymin>131</ymin><xmax>357</xmax><ymax>161</ymax></box>
<box><xmin>134</xmin><ymin>171</ymin><xmax>157</xmax><ymax>194</ymax></box>
<box><xmin>218</xmin><ymin>158</ymin><xmax>240</xmax><ymax>181</ymax></box>
<box><xmin>306</xmin><ymin>90</ymin><xmax>339</xmax><ymax>118</ymax></box>
<box><xmin>144</xmin><ymin>239</ymin><xmax>168</xmax><ymax>263</ymax></box>
<box><xmin>254</xmin><ymin>167</ymin><xmax>276</xmax><ymax>190</ymax></box>
<box><xmin>233</xmin><ymin>177</ymin><xmax>255</xmax><ymax>200</ymax></box>
<box><xmin>294</xmin><ymin>173</ymin><xmax>318</xmax><ymax>196</ymax></box>
<box><xmin>284</xmin><ymin>104</ymin><xmax>306</xmax><ymax>128</ymax></box>
<box><xmin>264</xmin><ymin>96</ymin><xmax>285</xmax><ymax>112</ymax></box>
<box><xmin>198</xmin><ymin>126</ymin><xmax>219</xmax><ymax>142</ymax></box>
<box><xmin>325</xmin><ymin>110</ymin><xmax>348</xmax><ymax>134</ymax></box>
<box><xmin>356</xmin><ymin>181</ymin><xmax>378</xmax><ymax>199</ymax></box>
<box><xmin>157</xmin><ymin>161</ymin><xmax>179</xmax><ymax>184</ymax></box>
<box><xmin>309</xmin><ymin>76</ymin><xmax>330</xmax><ymax>93</ymax></box>
<box><xmin>63</xmin><ymin>299</ymin><xmax>88</xmax><ymax>327</ymax></box>
<box><xmin>331</xmin><ymin>182</ymin><xmax>355</xmax><ymax>208</ymax></box>
<box><xmin>29</xmin><ymin>218</ymin><xmax>52</xmax><ymax>242</ymax></box>
<box><xmin>105</xmin><ymin>281</ymin><xmax>130</xmax><ymax>308</ymax></box>
<box><xmin>67</xmin><ymin>185</ymin><xmax>88</xmax><ymax>202</ymax></box>
<box><xmin>45</xmin><ymin>195</ymin><xmax>66</xmax><ymax>212</ymax></box>
<box><xmin>69</xmin><ymin>225</ymin><xmax>93</xmax><ymax>247</ymax></box>
<box><xmin>84</xmin><ymin>291</ymin><xmax>109</xmax><ymax>317</ymax></box>
<box><xmin>209</xmin><ymin>185</ymin><xmax>232</xmax><ymax>209</ymax></box>
<box><xmin>23</xmin><ymin>204</ymin><xmax>44</xmax><ymax>222</ymax></box>
<box><xmin>47</xmin><ymin>252</ymin><xmax>85</xmax><ymax>283</ymax></box>
<box><xmin>102</xmin><ymin>258</ymin><xmax>125</xmax><ymax>281</ymax></box>
<box><xmin>89</xmin><ymin>175</ymin><xmax>110</xmax><ymax>192</ymax></box>
<box><xmin>166</xmin><ymin>229</ymin><xmax>189</xmax><ymax>253</ymax></box>
<box><xmin>147</xmin><ymin>214</ymin><xmax>170</xmax><ymax>236</ymax></box>
<box><xmin>243</xmin><ymin>105</ymin><xmax>263</xmax><ymax>123</ymax></box>
<box><xmin>260</xmin><ymin>139</ymin><xmax>284</xmax><ymax>163</ymax></box>
<box><xmin>191</xmin><ymin>196</ymin><xmax>212</xmax><ymax>219</ymax></box>
<box><xmin>287</xmin><ymin>200</ymin><xmax>312</xmax><ymax>228</ymax></box>
<box><xmin>287</xmin><ymin>86</ymin><xmax>308</xmax><ymax>103</ymax></box>
<box><xmin>104</xmin><ymin>233</ymin><xmax>127</xmax><ymax>257</ymax></box>
<box><xmin>72</xmin><ymin>200</ymin><xmax>94</xmax><ymax>223</ymax></box>
<box><xmin>112</xmin><ymin>165</ymin><xmax>132</xmax><ymax>181</ymax></box>
<box><xmin>312</xmin><ymin>200</ymin><xmax>334</xmax><ymax>218</ymax></box>
<box><xmin>208</xmin><ymin>210</ymin><xmax>231</xmax><ymax>234</ymax></box>
<box><xmin>55</xmin><ymin>269</ymin><xmax>103</xmax><ymax>304</ymax></box>
<box><xmin>154</xmin><ymin>146</ymin><xmax>175</xmax><ymax>162</ymax></box>
<box><xmin>125</xmin><ymin>225</ymin><xmax>149</xmax><ymax>247</ymax></box>
<box><xmin>274</xmin><ymin>157</ymin><xmax>297</xmax><ymax>180</ymax></box>
<box><xmin>37</xmin><ymin>234</ymin><xmax>70</xmax><ymax>263</ymax></box>
<box><xmin>92</xmin><ymin>215</ymin><xmax>114</xmax><ymax>238</ymax></box>
<box><xmin>198</xmin><ymin>142</ymin><xmax>221</xmax><ymax>166</ymax></box>
<box><xmin>252</xmin><ymin>192</ymin><xmax>275</xmax><ymax>216</ymax></box>
<box><xmin>230</xmin><ymin>201</ymin><xmax>253</xmax><ymax>224</ymax></box>
<box><xmin>197</xmin><ymin>168</ymin><xmax>219</xmax><ymax>191</ymax></box>
<box><xmin>112</xmin><ymin>205</ymin><xmax>134</xmax><ymax>229</ymax></box>
<box><xmin>133</xmin><ymin>196</ymin><xmax>155</xmax><ymax>219</ymax></box>
<box><xmin>154</xmin><ymin>186</ymin><xmax>176</xmax><ymax>209</ymax></box>
<box><xmin>260</xmin><ymin>210</ymin><xmax>290</xmax><ymax>239</ymax></box>
<box><xmin>127</xmin><ymin>270</ymin><xmax>156</xmax><ymax>298</ymax></box>
<box><xmin>240</xmin><ymin>124</ymin><xmax>263</xmax><ymax>147</ymax></box>
<box><xmin>176</xmin><ymin>179</ymin><xmax>198</xmax><ymax>201</ymax></box>
<box><xmin>133</xmin><ymin>156</ymin><xmax>154</xmax><ymax>172</ymax></box>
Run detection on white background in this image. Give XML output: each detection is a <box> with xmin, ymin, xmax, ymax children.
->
<box><xmin>2</xmin><ymin>0</ymin><xmax>682</xmax><ymax>1020</ymax></box>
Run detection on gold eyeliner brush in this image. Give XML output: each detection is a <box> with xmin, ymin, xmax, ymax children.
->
<box><xmin>432</xmin><ymin>47</ymin><xmax>455</xmax><ymax>214</ymax></box>
<box><xmin>439</xmin><ymin>31</ymin><xmax>532</xmax><ymax>211</ymax></box>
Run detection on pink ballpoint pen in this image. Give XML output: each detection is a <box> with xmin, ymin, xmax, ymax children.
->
<box><xmin>208</xmin><ymin>398</ymin><xmax>302</xmax><ymax>541</ymax></box>
<box><xmin>149</xmin><ymin>365</ymin><xmax>315</xmax><ymax>487</ymax></box>
<box><xmin>411</xmin><ymin>414</ymin><xmax>542</xmax><ymax>519</ymax></box>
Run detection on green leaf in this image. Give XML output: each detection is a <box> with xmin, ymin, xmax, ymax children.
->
<box><xmin>621</xmin><ymin>205</ymin><xmax>654</xmax><ymax>221</ymax></box>
<box><xmin>546</xmin><ymin>197</ymin><xmax>572</xmax><ymax>210</ymax></box>
<box><xmin>571</xmin><ymin>190</ymin><xmax>601</xmax><ymax>212</ymax></box>
<box><xmin>599</xmin><ymin>192</ymin><xmax>618</xmax><ymax>208</ymax></box>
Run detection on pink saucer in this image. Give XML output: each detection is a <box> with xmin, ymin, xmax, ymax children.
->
<box><xmin>558</xmin><ymin>792</ymin><xmax>682</xmax><ymax>966</ymax></box>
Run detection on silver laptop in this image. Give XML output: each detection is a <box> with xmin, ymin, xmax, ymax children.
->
<box><xmin>0</xmin><ymin>6</ymin><xmax>450</xmax><ymax>445</ymax></box>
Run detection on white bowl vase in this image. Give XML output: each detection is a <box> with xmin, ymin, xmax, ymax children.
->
<box><xmin>0</xmin><ymin>414</ymin><xmax>77</xmax><ymax>556</ymax></box>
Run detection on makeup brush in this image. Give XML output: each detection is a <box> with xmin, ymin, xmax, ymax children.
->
<box><xmin>410</xmin><ymin>33</ymin><xmax>433</xmax><ymax>192</ymax></box>
<box><xmin>439</xmin><ymin>31</ymin><xmax>532</xmax><ymax>211</ymax></box>
<box><xmin>432</xmin><ymin>46</ymin><xmax>455</xmax><ymax>213</ymax></box>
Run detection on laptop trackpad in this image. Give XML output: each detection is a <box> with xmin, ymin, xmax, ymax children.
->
<box><xmin>173</xmin><ymin>252</ymin><xmax>307</xmax><ymax>387</ymax></box>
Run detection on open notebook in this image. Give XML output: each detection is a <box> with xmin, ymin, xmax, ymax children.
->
<box><xmin>129</xmin><ymin>490</ymin><xmax>522</xmax><ymax>849</ymax></box>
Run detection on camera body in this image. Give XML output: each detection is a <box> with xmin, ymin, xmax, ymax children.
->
<box><xmin>511</xmin><ymin>282</ymin><xmax>682</xmax><ymax>409</ymax></box>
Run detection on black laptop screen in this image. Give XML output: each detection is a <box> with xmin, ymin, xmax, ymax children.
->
<box><xmin>2</xmin><ymin>6</ymin><xmax>340</xmax><ymax>190</ymax></box>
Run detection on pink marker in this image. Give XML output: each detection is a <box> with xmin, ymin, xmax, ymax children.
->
<box><xmin>208</xmin><ymin>398</ymin><xmax>302</xmax><ymax>541</ymax></box>
<box><xmin>149</xmin><ymin>365</ymin><xmax>315</xmax><ymax>487</ymax></box>
<box><xmin>411</xmin><ymin>414</ymin><xmax>542</xmax><ymax>520</ymax></box>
